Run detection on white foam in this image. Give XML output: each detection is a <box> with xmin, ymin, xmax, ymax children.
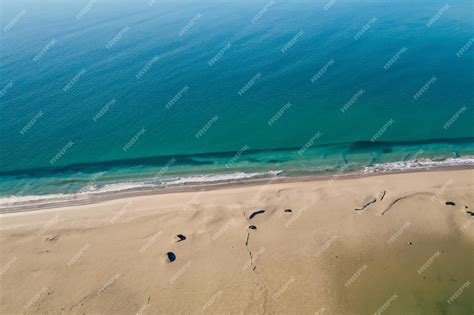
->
<box><xmin>161</xmin><ymin>170</ymin><xmax>282</xmax><ymax>186</ymax></box>
<box><xmin>0</xmin><ymin>170</ymin><xmax>283</xmax><ymax>207</ymax></box>
<box><xmin>363</xmin><ymin>157</ymin><xmax>474</xmax><ymax>174</ymax></box>
<box><xmin>0</xmin><ymin>182</ymin><xmax>158</xmax><ymax>207</ymax></box>
<box><xmin>91</xmin><ymin>182</ymin><xmax>157</xmax><ymax>193</ymax></box>
<box><xmin>0</xmin><ymin>193</ymin><xmax>69</xmax><ymax>206</ymax></box>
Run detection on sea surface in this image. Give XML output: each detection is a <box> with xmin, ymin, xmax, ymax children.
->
<box><xmin>1</xmin><ymin>0</ymin><xmax>473</xmax><ymax>206</ymax></box>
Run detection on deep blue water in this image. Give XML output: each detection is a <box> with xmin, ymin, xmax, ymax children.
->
<box><xmin>0</xmin><ymin>0</ymin><xmax>473</xmax><ymax>201</ymax></box>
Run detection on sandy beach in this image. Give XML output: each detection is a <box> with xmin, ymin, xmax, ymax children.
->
<box><xmin>0</xmin><ymin>169</ymin><xmax>473</xmax><ymax>314</ymax></box>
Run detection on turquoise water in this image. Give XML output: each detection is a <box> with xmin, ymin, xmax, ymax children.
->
<box><xmin>0</xmin><ymin>0</ymin><xmax>473</xmax><ymax>203</ymax></box>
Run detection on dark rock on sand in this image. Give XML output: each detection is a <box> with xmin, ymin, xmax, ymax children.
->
<box><xmin>445</xmin><ymin>201</ymin><xmax>456</xmax><ymax>206</ymax></box>
<box><xmin>176</xmin><ymin>234</ymin><xmax>186</xmax><ymax>242</ymax></box>
<box><xmin>249</xmin><ymin>210</ymin><xmax>265</xmax><ymax>220</ymax></box>
<box><xmin>284</xmin><ymin>209</ymin><xmax>292</xmax><ymax>213</ymax></box>
<box><xmin>166</xmin><ymin>252</ymin><xmax>176</xmax><ymax>263</ymax></box>
<box><xmin>248</xmin><ymin>225</ymin><xmax>257</xmax><ymax>230</ymax></box>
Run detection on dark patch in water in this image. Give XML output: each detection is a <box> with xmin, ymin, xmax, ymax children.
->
<box><xmin>267</xmin><ymin>159</ymin><xmax>281</xmax><ymax>163</ymax></box>
<box><xmin>2</xmin><ymin>136</ymin><xmax>473</xmax><ymax>177</ymax></box>
<box><xmin>188</xmin><ymin>159</ymin><xmax>213</xmax><ymax>165</ymax></box>
<box><xmin>347</xmin><ymin>137</ymin><xmax>474</xmax><ymax>153</ymax></box>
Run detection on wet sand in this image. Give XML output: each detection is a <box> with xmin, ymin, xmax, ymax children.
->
<box><xmin>0</xmin><ymin>169</ymin><xmax>473</xmax><ymax>314</ymax></box>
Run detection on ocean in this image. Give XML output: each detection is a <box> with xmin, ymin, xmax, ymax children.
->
<box><xmin>1</xmin><ymin>0</ymin><xmax>473</xmax><ymax>206</ymax></box>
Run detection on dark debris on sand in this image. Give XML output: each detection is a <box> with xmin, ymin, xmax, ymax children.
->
<box><xmin>45</xmin><ymin>235</ymin><xmax>59</xmax><ymax>242</ymax></box>
<box><xmin>166</xmin><ymin>252</ymin><xmax>176</xmax><ymax>263</ymax></box>
<box><xmin>249</xmin><ymin>210</ymin><xmax>265</xmax><ymax>220</ymax></box>
<box><xmin>176</xmin><ymin>234</ymin><xmax>186</xmax><ymax>242</ymax></box>
<box><xmin>355</xmin><ymin>197</ymin><xmax>377</xmax><ymax>211</ymax></box>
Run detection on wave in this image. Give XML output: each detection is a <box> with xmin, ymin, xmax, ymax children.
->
<box><xmin>0</xmin><ymin>183</ymin><xmax>157</xmax><ymax>209</ymax></box>
<box><xmin>0</xmin><ymin>193</ymin><xmax>71</xmax><ymax>207</ymax></box>
<box><xmin>0</xmin><ymin>170</ymin><xmax>283</xmax><ymax>208</ymax></box>
<box><xmin>363</xmin><ymin>156</ymin><xmax>474</xmax><ymax>174</ymax></box>
<box><xmin>161</xmin><ymin>170</ymin><xmax>283</xmax><ymax>186</ymax></box>
<box><xmin>1</xmin><ymin>155</ymin><xmax>473</xmax><ymax>209</ymax></box>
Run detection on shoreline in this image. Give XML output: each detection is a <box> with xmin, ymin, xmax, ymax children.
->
<box><xmin>1</xmin><ymin>168</ymin><xmax>472</xmax><ymax>314</ymax></box>
<box><xmin>1</xmin><ymin>164</ymin><xmax>472</xmax><ymax>214</ymax></box>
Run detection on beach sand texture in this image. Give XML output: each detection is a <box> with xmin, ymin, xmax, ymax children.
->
<box><xmin>0</xmin><ymin>169</ymin><xmax>473</xmax><ymax>314</ymax></box>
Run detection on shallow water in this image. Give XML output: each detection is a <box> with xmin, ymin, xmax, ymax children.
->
<box><xmin>1</xmin><ymin>0</ymin><xmax>473</xmax><ymax>200</ymax></box>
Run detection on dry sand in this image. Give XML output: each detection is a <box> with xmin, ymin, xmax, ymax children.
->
<box><xmin>0</xmin><ymin>169</ymin><xmax>473</xmax><ymax>314</ymax></box>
